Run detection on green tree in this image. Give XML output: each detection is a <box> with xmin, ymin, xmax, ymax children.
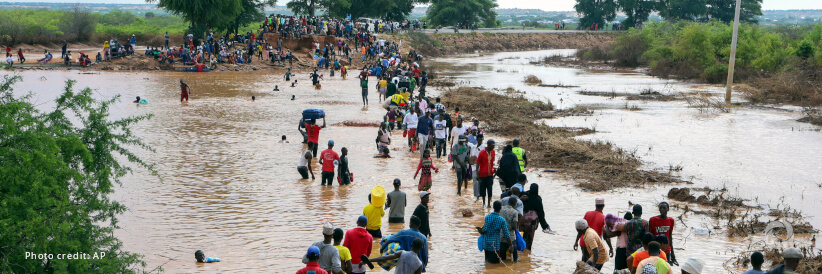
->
<box><xmin>0</xmin><ymin>75</ymin><xmax>155</xmax><ymax>273</ymax></box>
<box><xmin>706</xmin><ymin>0</ymin><xmax>762</xmax><ymax>24</ymax></box>
<box><xmin>617</xmin><ymin>0</ymin><xmax>657</xmax><ymax>29</ymax></box>
<box><xmin>658</xmin><ymin>0</ymin><xmax>707</xmax><ymax>21</ymax></box>
<box><xmin>574</xmin><ymin>0</ymin><xmax>617</xmax><ymax>30</ymax></box>
<box><xmin>150</xmin><ymin>0</ymin><xmax>243</xmax><ymax>39</ymax></box>
<box><xmin>426</xmin><ymin>0</ymin><xmax>498</xmax><ymax>27</ymax></box>
<box><xmin>144</xmin><ymin>12</ymin><xmax>156</xmax><ymax>19</ymax></box>
<box><xmin>60</xmin><ymin>6</ymin><xmax>96</xmax><ymax>41</ymax></box>
<box><xmin>287</xmin><ymin>0</ymin><xmax>319</xmax><ymax>17</ymax></box>
<box><xmin>99</xmin><ymin>9</ymin><xmax>138</xmax><ymax>26</ymax></box>
<box><xmin>228</xmin><ymin>0</ymin><xmax>277</xmax><ymax>35</ymax></box>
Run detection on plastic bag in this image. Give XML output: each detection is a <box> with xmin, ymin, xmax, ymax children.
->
<box><xmin>478</xmin><ymin>234</ymin><xmax>484</xmax><ymax>251</ymax></box>
<box><xmin>515</xmin><ymin>230</ymin><xmax>526</xmax><ymax>251</ymax></box>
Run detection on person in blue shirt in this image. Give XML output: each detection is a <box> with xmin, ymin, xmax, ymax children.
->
<box><xmin>379</xmin><ymin>216</ymin><xmax>429</xmax><ymax>272</ymax></box>
<box><xmin>476</xmin><ymin>201</ymin><xmax>509</xmax><ymax>264</ymax></box>
<box><xmin>415</xmin><ymin>110</ymin><xmax>434</xmax><ymax>159</ymax></box>
<box><xmin>130</xmin><ymin>35</ymin><xmax>136</xmax><ymax>47</ymax></box>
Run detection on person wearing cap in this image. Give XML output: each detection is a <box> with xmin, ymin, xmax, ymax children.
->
<box><xmin>385</xmin><ymin>179</ymin><xmax>407</xmax><ymax>223</ymax></box>
<box><xmin>304</xmin><ymin>114</ymin><xmax>327</xmax><ymax>157</ymax></box>
<box><xmin>635</xmin><ymin>241</ymin><xmax>670</xmax><ymax>274</ymax></box>
<box><xmin>379</xmin><ymin>216</ymin><xmax>429</xmax><ymax>271</ymax></box>
<box><xmin>575</xmin><ymin>198</ymin><xmax>609</xmax><ymax>262</ymax></box>
<box><xmin>649</xmin><ymin>202</ymin><xmax>677</xmax><ymax>265</ymax></box>
<box><xmin>765</xmin><ymin>248</ymin><xmax>802</xmax><ymax>274</ymax></box>
<box><xmin>318</xmin><ymin>140</ymin><xmax>339</xmax><ymax>186</ymax></box>
<box><xmin>511</xmin><ymin>139</ymin><xmax>527</xmax><ymax>172</ymax></box>
<box><xmin>576</xmin><ymin>219</ymin><xmax>609</xmax><ymax>270</ymax></box>
<box><xmin>743</xmin><ymin>252</ymin><xmax>766</xmax><ymax>274</ymax></box>
<box><xmin>681</xmin><ymin>258</ymin><xmax>705</xmax><ymax>274</ymax></box>
<box><xmin>303</xmin><ymin>222</ymin><xmax>343</xmax><ymax>274</ymax></box>
<box><xmin>625</xmin><ymin>204</ymin><xmax>649</xmax><ymax>255</ymax></box>
<box><xmin>477</xmin><ymin>139</ymin><xmax>497</xmax><ymax>208</ymax></box>
<box><xmin>477</xmin><ymin>201</ymin><xmax>510</xmax><ymax>264</ymax></box>
<box><xmin>364</xmin><ymin>195</ymin><xmax>385</xmax><ymax>238</ymax></box>
<box><xmin>343</xmin><ymin>216</ymin><xmax>373</xmax><ymax>274</ymax></box>
<box><xmin>450</xmin><ymin>134</ymin><xmax>470</xmax><ymax>196</ymax></box>
<box><xmin>412</xmin><ymin>192</ymin><xmax>432</xmax><ymax>238</ymax></box>
<box><xmin>297</xmin><ymin>246</ymin><xmax>329</xmax><ymax>274</ymax></box>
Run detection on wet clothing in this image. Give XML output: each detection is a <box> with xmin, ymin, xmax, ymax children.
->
<box><xmin>625</xmin><ymin>218</ymin><xmax>649</xmax><ymax>254</ymax></box>
<box><xmin>343</xmin><ymin>227</ymin><xmax>373</xmax><ymax>272</ymax></box>
<box><xmin>583</xmin><ymin>227</ymin><xmax>609</xmax><ymax>265</ymax></box>
<box><xmin>412</xmin><ymin>203</ymin><xmax>430</xmax><ymax>237</ymax></box>
<box><xmin>480</xmin><ymin>212</ymin><xmax>509</xmax><ymax>251</ymax></box>
<box><xmin>497</xmin><ymin>151</ymin><xmax>521</xmax><ymax>189</ymax></box>
<box><xmin>362</xmin><ymin>204</ymin><xmax>385</xmax><ymax>231</ymax></box>
<box><xmin>296</xmin><ymin>262</ymin><xmax>328</xmax><ymax>274</ymax></box>
<box><xmin>523</xmin><ymin>184</ymin><xmax>549</xmax><ymax>230</ymax></box>
<box><xmin>380</xmin><ymin>228</ymin><xmax>428</xmax><ymax>271</ymax></box>
<box><xmin>649</xmin><ymin>216</ymin><xmax>675</xmax><ymax>253</ymax></box>
<box><xmin>414</xmin><ymin>157</ymin><xmax>436</xmax><ymax>191</ymax></box>
<box><xmin>302</xmin><ymin>241</ymin><xmax>342</xmax><ymax>273</ymax></box>
<box><xmin>394</xmin><ymin>250</ymin><xmax>423</xmax><ymax>274</ymax></box>
<box><xmin>386</xmin><ymin>190</ymin><xmax>407</xmax><ymax>222</ymax></box>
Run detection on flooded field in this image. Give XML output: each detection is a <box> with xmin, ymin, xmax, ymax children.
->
<box><xmin>6</xmin><ymin>49</ymin><xmax>819</xmax><ymax>273</ymax></box>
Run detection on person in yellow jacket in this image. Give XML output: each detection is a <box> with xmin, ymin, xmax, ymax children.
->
<box><xmin>512</xmin><ymin>139</ymin><xmax>527</xmax><ymax>172</ymax></box>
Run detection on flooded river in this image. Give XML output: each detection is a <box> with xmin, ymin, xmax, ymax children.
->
<box><xmin>6</xmin><ymin>49</ymin><xmax>820</xmax><ymax>273</ymax></box>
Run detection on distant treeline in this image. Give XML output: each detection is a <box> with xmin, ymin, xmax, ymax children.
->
<box><xmin>0</xmin><ymin>8</ymin><xmax>188</xmax><ymax>45</ymax></box>
<box><xmin>578</xmin><ymin>21</ymin><xmax>822</xmax><ymax>105</ymax></box>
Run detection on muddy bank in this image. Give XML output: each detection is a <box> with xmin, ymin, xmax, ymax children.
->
<box><xmin>440</xmin><ymin>86</ymin><xmax>684</xmax><ymax>191</ymax></box>
<box><xmin>404</xmin><ymin>32</ymin><xmax>617</xmax><ymax>57</ymax></box>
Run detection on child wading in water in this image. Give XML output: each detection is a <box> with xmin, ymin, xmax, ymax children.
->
<box><xmin>413</xmin><ymin>149</ymin><xmax>439</xmax><ymax>191</ymax></box>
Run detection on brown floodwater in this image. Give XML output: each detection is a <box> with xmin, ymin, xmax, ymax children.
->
<box><xmin>5</xmin><ymin>50</ymin><xmax>819</xmax><ymax>274</ymax></box>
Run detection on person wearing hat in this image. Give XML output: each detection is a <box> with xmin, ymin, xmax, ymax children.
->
<box><xmin>476</xmin><ymin>139</ymin><xmax>497</xmax><ymax>208</ymax></box>
<box><xmin>575</xmin><ymin>219</ymin><xmax>609</xmax><ymax>270</ymax></box>
<box><xmin>574</xmin><ymin>198</ymin><xmax>609</xmax><ymax>262</ymax></box>
<box><xmin>379</xmin><ymin>216</ymin><xmax>429</xmax><ymax>271</ymax></box>
<box><xmin>412</xmin><ymin>191</ymin><xmax>432</xmax><ymax>238</ymax></box>
<box><xmin>297</xmin><ymin>246</ymin><xmax>329</xmax><ymax>274</ymax></box>
<box><xmin>318</xmin><ymin>140</ymin><xmax>339</xmax><ymax>186</ymax></box>
<box><xmin>625</xmin><ymin>204</ymin><xmax>649</xmax><ymax>255</ymax></box>
<box><xmin>302</xmin><ymin>222</ymin><xmax>343</xmax><ymax>274</ymax></box>
<box><xmin>385</xmin><ymin>179</ymin><xmax>407</xmax><ymax>224</ymax></box>
<box><xmin>343</xmin><ymin>216</ymin><xmax>373</xmax><ymax>274</ymax></box>
<box><xmin>649</xmin><ymin>201</ymin><xmax>677</xmax><ymax>265</ymax></box>
<box><xmin>765</xmin><ymin>248</ymin><xmax>802</xmax><ymax>274</ymax></box>
<box><xmin>450</xmin><ymin>134</ymin><xmax>471</xmax><ymax>196</ymax></box>
<box><xmin>681</xmin><ymin>258</ymin><xmax>705</xmax><ymax>274</ymax></box>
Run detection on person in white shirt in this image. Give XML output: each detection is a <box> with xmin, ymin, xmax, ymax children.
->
<box><xmin>470</xmin><ymin>133</ymin><xmax>485</xmax><ymax>201</ymax></box>
<box><xmin>403</xmin><ymin>107</ymin><xmax>419</xmax><ymax>151</ymax></box>
<box><xmin>433</xmin><ymin>114</ymin><xmax>448</xmax><ymax>158</ymax></box>
<box><xmin>450</xmin><ymin>117</ymin><xmax>467</xmax><ymax>146</ymax></box>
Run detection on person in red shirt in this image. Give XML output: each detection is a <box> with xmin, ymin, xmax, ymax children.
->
<box><xmin>179</xmin><ymin>79</ymin><xmax>192</xmax><ymax>102</ymax></box>
<box><xmin>574</xmin><ymin>198</ymin><xmax>610</xmax><ymax>262</ymax></box>
<box><xmin>343</xmin><ymin>216</ymin><xmax>373</xmax><ymax>274</ymax></box>
<box><xmin>649</xmin><ymin>201</ymin><xmax>677</xmax><ymax>265</ymax></box>
<box><xmin>297</xmin><ymin>246</ymin><xmax>329</xmax><ymax>274</ymax></box>
<box><xmin>476</xmin><ymin>139</ymin><xmax>496</xmax><ymax>208</ymax></box>
<box><xmin>305</xmin><ymin>116</ymin><xmax>326</xmax><ymax>157</ymax></box>
<box><xmin>318</xmin><ymin>140</ymin><xmax>339</xmax><ymax>186</ymax></box>
<box><xmin>17</xmin><ymin>48</ymin><xmax>25</xmax><ymax>64</ymax></box>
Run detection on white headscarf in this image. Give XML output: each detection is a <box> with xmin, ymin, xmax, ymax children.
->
<box><xmin>681</xmin><ymin>258</ymin><xmax>705</xmax><ymax>274</ymax></box>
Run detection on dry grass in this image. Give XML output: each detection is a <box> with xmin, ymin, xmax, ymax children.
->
<box><xmin>523</xmin><ymin>75</ymin><xmax>543</xmax><ymax>85</ymax></box>
<box><xmin>441</xmin><ymin>86</ymin><xmax>683</xmax><ymax>191</ymax></box>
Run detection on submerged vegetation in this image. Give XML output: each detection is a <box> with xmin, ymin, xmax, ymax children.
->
<box><xmin>570</xmin><ymin>21</ymin><xmax>822</xmax><ymax>106</ymax></box>
<box><xmin>441</xmin><ymin>86</ymin><xmax>683</xmax><ymax>191</ymax></box>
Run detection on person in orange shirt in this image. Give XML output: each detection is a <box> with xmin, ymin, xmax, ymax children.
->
<box><xmin>361</xmin><ymin>46</ymin><xmax>366</xmax><ymax>62</ymax></box>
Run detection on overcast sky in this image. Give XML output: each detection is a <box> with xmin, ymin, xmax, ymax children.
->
<box><xmin>4</xmin><ymin>0</ymin><xmax>822</xmax><ymax>11</ymax></box>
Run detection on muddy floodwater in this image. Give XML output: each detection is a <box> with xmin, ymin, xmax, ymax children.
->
<box><xmin>7</xmin><ymin>49</ymin><xmax>820</xmax><ymax>273</ymax></box>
